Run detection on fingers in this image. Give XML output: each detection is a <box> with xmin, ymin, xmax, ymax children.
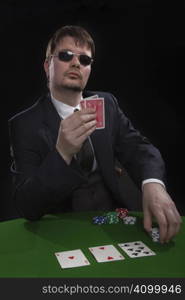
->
<box><xmin>63</xmin><ymin>107</ymin><xmax>96</xmax><ymax>131</ymax></box>
<box><xmin>160</xmin><ymin>204</ymin><xmax>182</xmax><ymax>243</ymax></box>
<box><xmin>154</xmin><ymin>211</ymin><xmax>168</xmax><ymax>243</ymax></box>
<box><xmin>75</xmin><ymin>120</ymin><xmax>97</xmax><ymax>140</ymax></box>
<box><xmin>56</xmin><ymin>107</ymin><xmax>97</xmax><ymax>159</ymax></box>
<box><xmin>61</xmin><ymin>107</ymin><xmax>97</xmax><ymax>143</ymax></box>
<box><xmin>143</xmin><ymin>208</ymin><xmax>153</xmax><ymax>233</ymax></box>
<box><xmin>77</xmin><ymin>123</ymin><xmax>97</xmax><ymax>144</ymax></box>
<box><xmin>144</xmin><ymin>205</ymin><xmax>181</xmax><ymax>244</ymax></box>
<box><xmin>142</xmin><ymin>183</ymin><xmax>182</xmax><ymax>243</ymax></box>
<box><xmin>157</xmin><ymin>201</ymin><xmax>181</xmax><ymax>243</ymax></box>
<box><xmin>61</xmin><ymin>117</ymin><xmax>97</xmax><ymax>146</ymax></box>
<box><xmin>154</xmin><ymin>205</ymin><xmax>181</xmax><ymax>243</ymax></box>
<box><xmin>61</xmin><ymin>118</ymin><xmax>96</xmax><ymax>136</ymax></box>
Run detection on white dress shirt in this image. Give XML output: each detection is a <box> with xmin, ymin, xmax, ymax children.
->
<box><xmin>51</xmin><ymin>94</ymin><xmax>165</xmax><ymax>189</ymax></box>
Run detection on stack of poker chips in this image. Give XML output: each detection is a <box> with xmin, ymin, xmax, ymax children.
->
<box><xmin>106</xmin><ymin>212</ymin><xmax>119</xmax><ymax>224</ymax></box>
<box><xmin>92</xmin><ymin>216</ymin><xmax>107</xmax><ymax>225</ymax></box>
<box><xmin>115</xmin><ymin>208</ymin><xmax>128</xmax><ymax>219</ymax></box>
<box><xmin>115</xmin><ymin>208</ymin><xmax>137</xmax><ymax>225</ymax></box>
<box><xmin>92</xmin><ymin>208</ymin><xmax>131</xmax><ymax>225</ymax></box>
<box><xmin>122</xmin><ymin>216</ymin><xmax>137</xmax><ymax>225</ymax></box>
<box><xmin>149</xmin><ymin>227</ymin><xmax>160</xmax><ymax>242</ymax></box>
<box><xmin>92</xmin><ymin>209</ymin><xmax>159</xmax><ymax>243</ymax></box>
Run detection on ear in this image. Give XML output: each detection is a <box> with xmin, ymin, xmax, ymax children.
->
<box><xmin>44</xmin><ymin>59</ymin><xmax>49</xmax><ymax>78</ymax></box>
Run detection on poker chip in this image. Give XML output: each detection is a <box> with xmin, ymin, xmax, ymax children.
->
<box><xmin>150</xmin><ymin>227</ymin><xmax>160</xmax><ymax>242</ymax></box>
<box><xmin>115</xmin><ymin>208</ymin><xmax>128</xmax><ymax>219</ymax></box>
<box><xmin>105</xmin><ymin>212</ymin><xmax>119</xmax><ymax>224</ymax></box>
<box><xmin>92</xmin><ymin>216</ymin><xmax>107</xmax><ymax>225</ymax></box>
<box><xmin>122</xmin><ymin>216</ymin><xmax>136</xmax><ymax>225</ymax></box>
<box><xmin>92</xmin><ymin>208</ymin><xmax>132</xmax><ymax>225</ymax></box>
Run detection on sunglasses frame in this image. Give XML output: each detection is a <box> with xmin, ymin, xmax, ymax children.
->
<box><xmin>51</xmin><ymin>50</ymin><xmax>93</xmax><ymax>66</ymax></box>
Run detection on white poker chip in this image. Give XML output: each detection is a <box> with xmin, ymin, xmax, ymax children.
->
<box><xmin>123</xmin><ymin>216</ymin><xmax>136</xmax><ymax>225</ymax></box>
<box><xmin>150</xmin><ymin>227</ymin><xmax>160</xmax><ymax>242</ymax></box>
<box><xmin>151</xmin><ymin>227</ymin><xmax>159</xmax><ymax>233</ymax></box>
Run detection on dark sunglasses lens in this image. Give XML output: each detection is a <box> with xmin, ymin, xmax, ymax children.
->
<box><xmin>58</xmin><ymin>51</ymin><xmax>92</xmax><ymax>66</ymax></box>
<box><xmin>79</xmin><ymin>55</ymin><xmax>92</xmax><ymax>66</ymax></box>
<box><xmin>58</xmin><ymin>51</ymin><xmax>73</xmax><ymax>62</ymax></box>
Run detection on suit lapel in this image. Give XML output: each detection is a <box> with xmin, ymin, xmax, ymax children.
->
<box><xmin>42</xmin><ymin>94</ymin><xmax>61</xmax><ymax>148</ymax></box>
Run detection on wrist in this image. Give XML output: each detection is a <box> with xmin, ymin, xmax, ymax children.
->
<box><xmin>142</xmin><ymin>182</ymin><xmax>165</xmax><ymax>195</ymax></box>
<box><xmin>142</xmin><ymin>179</ymin><xmax>166</xmax><ymax>191</ymax></box>
<box><xmin>56</xmin><ymin>145</ymin><xmax>72</xmax><ymax>165</ymax></box>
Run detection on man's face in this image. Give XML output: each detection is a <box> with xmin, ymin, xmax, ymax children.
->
<box><xmin>44</xmin><ymin>36</ymin><xmax>92</xmax><ymax>93</ymax></box>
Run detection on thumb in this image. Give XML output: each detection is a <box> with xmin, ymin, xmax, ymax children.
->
<box><xmin>143</xmin><ymin>207</ymin><xmax>153</xmax><ymax>233</ymax></box>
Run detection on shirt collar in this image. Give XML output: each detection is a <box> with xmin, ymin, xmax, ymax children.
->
<box><xmin>50</xmin><ymin>94</ymin><xmax>81</xmax><ymax>119</ymax></box>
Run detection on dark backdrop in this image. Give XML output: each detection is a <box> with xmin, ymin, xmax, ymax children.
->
<box><xmin>1</xmin><ymin>0</ymin><xmax>185</xmax><ymax>220</ymax></box>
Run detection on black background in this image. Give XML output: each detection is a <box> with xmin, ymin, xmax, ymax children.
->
<box><xmin>1</xmin><ymin>0</ymin><xmax>185</xmax><ymax>219</ymax></box>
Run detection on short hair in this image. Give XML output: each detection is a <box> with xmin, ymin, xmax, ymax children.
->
<box><xmin>45</xmin><ymin>25</ymin><xmax>95</xmax><ymax>61</ymax></box>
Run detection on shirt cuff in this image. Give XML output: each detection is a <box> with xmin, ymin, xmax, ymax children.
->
<box><xmin>142</xmin><ymin>179</ymin><xmax>166</xmax><ymax>190</ymax></box>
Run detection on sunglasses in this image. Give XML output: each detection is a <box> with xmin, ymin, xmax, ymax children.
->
<box><xmin>51</xmin><ymin>50</ymin><xmax>93</xmax><ymax>66</ymax></box>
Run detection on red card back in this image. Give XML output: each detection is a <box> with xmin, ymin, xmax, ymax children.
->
<box><xmin>85</xmin><ymin>98</ymin><xmax>105</xmax><ymax>129</ymax></box>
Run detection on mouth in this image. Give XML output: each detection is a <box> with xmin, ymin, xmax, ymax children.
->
<box><xmin>66</xmin><ymin>71</ymin><xmax>82</xmax><ymax>79</ymax></box>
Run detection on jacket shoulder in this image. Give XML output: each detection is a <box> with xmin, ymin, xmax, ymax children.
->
<box><xmin>9</xmin><ymin>96</ymin><xmax>45</xmax><ymax>124</ymax></box>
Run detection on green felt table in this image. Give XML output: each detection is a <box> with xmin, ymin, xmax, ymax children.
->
<box><xmin>0</xmin><ymin>211</ymin><xmax>184</xmax><ymax>278</ymax></box>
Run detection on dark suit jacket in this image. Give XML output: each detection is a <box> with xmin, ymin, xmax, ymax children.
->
<box><xmin>9</xmin><ymin>91</ymin><xmax>166</xmax><ymax>220</ymax></box>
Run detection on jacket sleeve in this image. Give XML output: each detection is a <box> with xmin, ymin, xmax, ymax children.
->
<box><xmin>8</xmin><ymin>116</ymin><xmax>87</xmax><ymax>221</ymax></box>
<box><xmin>110</xmin><ymin>94</ymin><xmax>166</xmax><ymax>188</ymax></box>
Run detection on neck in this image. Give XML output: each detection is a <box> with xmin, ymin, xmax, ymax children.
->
<box><xmin>51</xmin><ymin>88</ymin><xmax>82</xmax><ymax>107</ymax></box>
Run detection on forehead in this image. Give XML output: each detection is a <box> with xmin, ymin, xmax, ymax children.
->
<box><xmin>56</xmin><ymin>36</ymin><xmax>92</xmax><ymax>55</ymax></box>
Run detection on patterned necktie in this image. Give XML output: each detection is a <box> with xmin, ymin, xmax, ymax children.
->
<box><xmin>74</xmin><ymin>109</ymin><xmax>94</xmax><ymax>173</ymax></box>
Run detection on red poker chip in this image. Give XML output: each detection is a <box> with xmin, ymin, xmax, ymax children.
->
<box><xmin>115</xmin><ymin>208</ymin><xmax>128</xmax><ymax>218</ymax></box>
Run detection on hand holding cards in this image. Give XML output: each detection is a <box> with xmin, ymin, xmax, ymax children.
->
<box><xmin>80</xmin><ymin>95</ymin><xmax>105</xmax><ymax>129</ymax></box>
<box><xmin>56</xmin><ymin>96</ymin><xmax>97</xmax><ymax>164</ymax></box>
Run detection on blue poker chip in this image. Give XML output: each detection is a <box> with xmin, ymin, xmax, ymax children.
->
<box><xmin>92</xmin><ymin>216</ymin><xmax>107</xmax><ymax>225</ymax></box>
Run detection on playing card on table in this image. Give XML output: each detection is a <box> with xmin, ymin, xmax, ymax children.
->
<box><xmin>118</xmin><ymin>241</ymin><xmax>156</xmax><ymax>258</ymax></box>
<box><xmin>55</xmin><ymin>249</ymin><xmax>90</xmax><ymax>269</ymax></box>
<box><xmin>89</xmin><ymin>245</ymin><xmax>125</xmax><ymax>263</ymax></box>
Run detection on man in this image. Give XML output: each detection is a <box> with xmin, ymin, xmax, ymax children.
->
<box><xmin>9</xmin><ymin>25</ymin><xmax>181</xmax><ymax>243</ymax></box>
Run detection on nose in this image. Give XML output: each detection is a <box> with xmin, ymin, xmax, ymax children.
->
<box><xmin>70</xmin><ymin>54</ymin><xmax>80</xmax><ymax>68</ymax></box>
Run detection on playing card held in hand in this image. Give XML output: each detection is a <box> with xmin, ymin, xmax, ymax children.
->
<box><xmin>80</xmin><ymin>97</ymin><xmax>105</xmax><ymax>129</ymax></box>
